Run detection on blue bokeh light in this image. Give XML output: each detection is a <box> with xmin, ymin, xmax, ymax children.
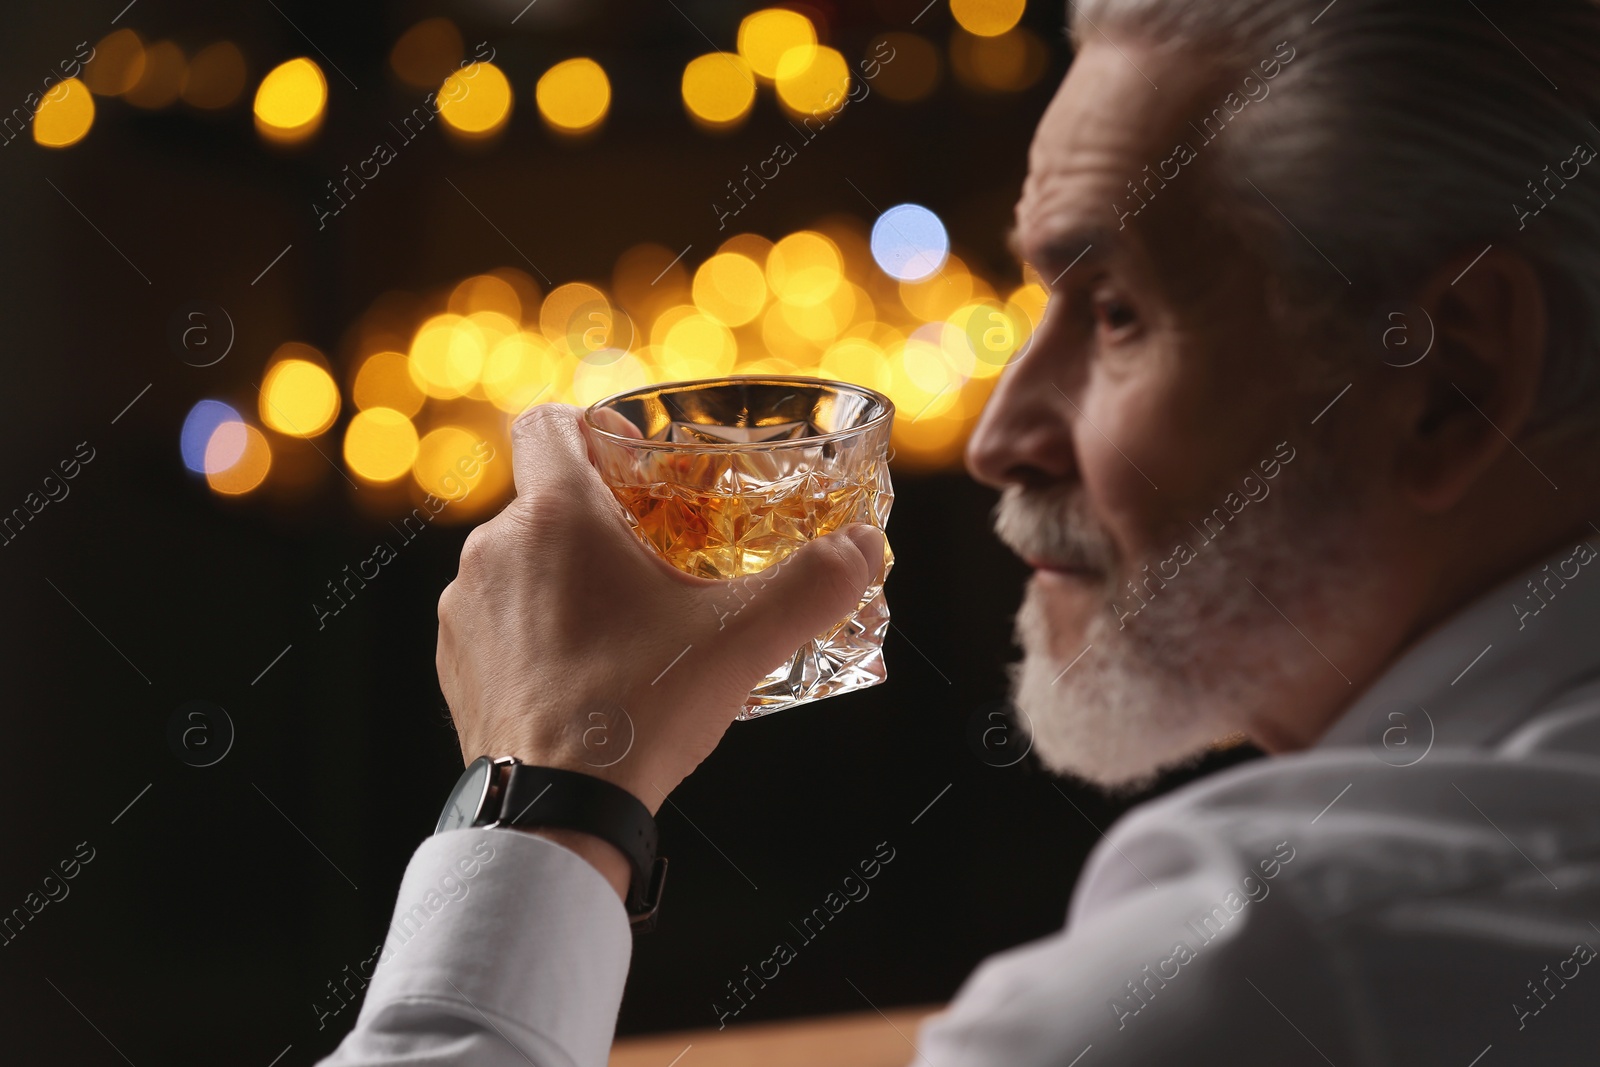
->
<box><xmin>180</xmin><ymin>399</ymin><xmax>243</xmax><ymax>474</ymax></box>
<box><xmin>870</xmin><ymin>203</ymin><xmax>949</xmax><ymax>282</ymax></box>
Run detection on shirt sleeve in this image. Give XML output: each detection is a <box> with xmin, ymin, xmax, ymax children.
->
<box><xmin>319</xmin><ymin>827</ymin><xmax>633</xmax><ymax>1067</ymax></box>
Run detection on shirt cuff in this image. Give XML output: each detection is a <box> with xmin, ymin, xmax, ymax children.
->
<box><xmin>354</xmin><ymin>826</ymin><xmax>633</xmax><ymax>1065</ymax></box>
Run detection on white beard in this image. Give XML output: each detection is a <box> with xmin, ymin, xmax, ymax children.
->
<box><xmin>999</xmin><ymin>456</ymin><xmax>1363</xmax><ymax>791</ymax></box>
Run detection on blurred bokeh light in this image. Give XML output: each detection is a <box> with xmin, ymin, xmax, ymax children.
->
<box><xmin>950</xmin><ymin>26</ymin><xmax>1049</xmax><ymax>92</ymax></box>
<box><xmin>260</xmin><ymin>352</ymin><xmax>340</xmax><ymax>437</ymax></box>
<box><xmin>353</xmin><ymin>352</ymin><xmax>426</xmax><ymax>417</ymax></box>
<box><xmin>872</xmin><ymin>204</ymin><xmax>950</xmax><ymax>282</ymax></box>
<box><xmin>181</xmin><ymin>41</ymin><xmax>247</xmax><ymax>109</ymax></box>
<box><xmin>124</xmin><ymin>39</ymin><xmax>186</xmax><ymax>109</ymax></box>
<box><xmin>82</xmin><ymin>29</ymin><xmax>145</xmax><ymax>96</ymax></box>
<box><xmin>950</xmin><ymin>0</ymin><xmax>1028</xmax><ymax>37</ymax></box>
<box><xmin>693</xmin><ymin>252</ymin><xmax>768</xmax><ymax>327</ymax></box>
<box><xmin>413</xmin><ymin>426</ymin><xmax>487</xmax><ymax>498</ymax></box>
<box><xmin>775</xmin><ymin>45</ymin><xmax>850</xmax><ymax>116</ymax></box>
<box><xmin>179</xmin><ymin>9</ymin><xmax>1064</xmax><ymax>499</ymax></box>
<box><xmin>738</xmin><ymin>9</ymin><xmax>817</xmax><ymax>80</ymax></box>
<box><xmin>206</xmin><ymin>425</ymin><xmax>272</xmax><ymax>495</ymax></box>
<box><xmin>439</xmin><ymin>61</ymin><xmax>511</xmax><ymax>138</ymax></box>
<box><xmin>253</xmin><ymin>57</ymin><xmax>326</xmax><ymax>142</ymax></box>
<box><xmin>390</xmin><ymin>18</ymin><xmax>464</xmax><ymax>88</ymax></box>
<box><xmin>871</xmin><ymin>33</ymin><xmax>941</xmax><ymax>102</ymax></box>
<box><xmin>681</xmin><ymin>53</ymin><xmax>757</xmax><ymax>129</ymax></box>
<box><xmin>181</xmin><ymin>400</ymin><xmax>243</xmax><ymax>474</ymax></box>
<box><xmin>32</xmin><ymin>79</ymin><xmax>95</xmax><ymax>148</ymax></box>
<box><xmin>345</xmin><ymin>408</ymin><xmax>421</xmax><ymax>483</ymax></box>
<box><xmin>535</xmin><ymin>58</ymin><xmax>610</xmax><ymax>133</ymax></box>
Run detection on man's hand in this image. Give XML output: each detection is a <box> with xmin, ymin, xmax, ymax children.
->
<box><xmin>436</xmin><ymin>404</ymin><xmax>886</xmax><ymax>818</ymax></box>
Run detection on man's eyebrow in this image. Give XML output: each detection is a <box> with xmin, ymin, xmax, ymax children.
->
<box><xmin>1004</xmin><ymin>224</ymin><xmax>1123</xmax><ymax>285</ymax></box>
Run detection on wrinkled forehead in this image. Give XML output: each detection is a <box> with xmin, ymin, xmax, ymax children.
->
<box><xmin>1014</xmin><ymin>39</ymin><xmax>1240</xmax><ymax>282</ymax></box>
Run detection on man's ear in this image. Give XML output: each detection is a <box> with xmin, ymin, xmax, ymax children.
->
<box><xmin>1394</xmin><ymin>246</ymin><xmax>1547</xmax><ymax>512</ymax></box>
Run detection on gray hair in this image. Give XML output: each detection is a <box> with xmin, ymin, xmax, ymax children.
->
<box><xmin>1072</xmin><ymin>0</ymin><xmax>1600</xmax><ymax>437</ymax></box>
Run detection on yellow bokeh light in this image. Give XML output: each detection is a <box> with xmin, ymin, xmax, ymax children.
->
<box><xmin>449</xmin><ymin>273</ymin><xmax>523</xmax><ymax>319</ymax></box>
<box><xmin>737</xmin><ymin>356</ymin><xmax>803</xmax><ymax>377</ymax></box>
<box><xmin>718</xmin><ymin>232</ymin><xmax>774</xmax><ymax>263</ymax></box>
<box><xmin>491</xmin><ymin>268</ymin><xmax>544</xmax><ymax>320</ymax></box>
<box><xmin>613</xmin><ymin>244</ymin><xmax>688</xmax><ymax>326</ymax></box>
<box><xmin>1008</xmin><ymin>282</ymin><xmax>1049</xmax><ymax>327</ymax></box>
<box><xmin>650</xmin><ymin>304</ymin><xmax>700</xmax><ymax>346</ymax></box>
<box><xmin>693</xmin><ymin>252</ymin><xmax>768</xmax><ymax>326</ymax></box>
<box><xmin>83</xmin><ymin>30</ymin><xmax>145</xmax><ymax>96</ymax></box>
<box><xmin>541</xmin><ymin>282</ymin><xmax>627</xmax><ymax>358</ymax></box>
<box><xmin>314</xmin><ymin>188</ymin><xmax>1053</xmax><ymax>488</ymax></box>
<box><xmin>681</xmin><ymin>52</ymin><xmax>756</xmax><ymax>128</ymax></box>
<box><xmin>32</xmin><ymin>79</ymin><xmax>94</xmax><ymax>148</ymax></box>
<box><xmin>949</xmin><ymin>301</ymin><xmax>1032</xmax><ymax>379</ymax></box>
<box><xmin>871</xmin><ymin>33</ymin><xmax>940</xmax><ymax>102</ymax></box>
<box><xmin>820</xmin><ymin>337</ymin><xmax>892</xmax><ymax>394</ymax></box>
<box><xmin>124</xmin><ymin>40</ymin><xmax>186</xmax><ymax>109</ymax></box>
<box><xmin>660</xmin><ymin>313</ymin><xmax>738</xmax><ymax>380</ymax></box>
<box><xmin>535</xmin><ymin>58</ymin><xmax>610</xmax><ymax>133</ymax></box>
<box><xmin>439</xmin><ymin>61</ymin><xmax>512</xmax><ymax>137</ymax></box>
<box><xmin>344</xmin><ymin>408</ymin><xmax>420</xmax><ymax>483</ymax></box>
<box><xmin>902</xmin><ymin>331</ymin><xmax>966</xmax><ymax>398</ymax></box>
<box><xmin>901</xmin><ymin>256</ymin><xmax>974</xmax><ymax>320</ymax></box>
<box><xmin>759</xmin><ymin>301</ymin><xmax>822</xmax><ymax>363</ymax></box>
<box><xmin>779</xmin><ymin>289</ymin><xmax>851</xmax><ymax>344</ymax></box>
<box><xmin>409</xmin><ymin>314</ymin><xmax>486</xmax><ymax>399</ymax></box>
<box><xmin>951</xmin><ymin>26</ymin><xmax>1049</xmax><ymax>93</ymax></box>
<box><xmin>207</xmin><ymin>424</ymin><xmax>272</xmax><ymax>495</ymax></box>
<box><xmin>182</xmin><ymin>42</ymin><xmax>247</xmax><ymax>109</ymax></box>
<box><xmin>775</xmin><ymin>45</ymin><xmax>850</xmax><ymax>116</ymax></box>
<box><xmin>950</xmin><ymin>0</ymin><xmax>1027</xmax><ymax>37</ymax></box>
<box><xmin>738</xmin><ymin>9</ymin><xmax>817</xmax><ymax>80</ymax></box>
<box><xmin>571</xmin><ymin>352</ymin><xmax>652</xmax><ymax>406</ymax></box>
<box><xmin>892</xmin><ymin>407</ymin><xmax>967</xmax><ymax>464</ymax></box>
<box><xmin>353</xmin><ymin>351</ymin><xmax>425</xmax><ymax>416</ymax></box>
<box><xmin>878</xmin><ymin>334</ymin><xmax>962</xmax><ymax>421</ymax></box>
<box><xmin>254</xmin><ymin>58</ymin><xmax>326</xmax><ymax>141</ymax></box>
<box><xmin>483</xmin><ymin>332</ymin><xmax>565</xmax><ymax>414</ymax></box>
<box><xmin>768</xmin><ymin>231</ymin><xmax>844</xmax><ymax>308</ymax></box>
<box><xmin>466</xmin><ymin>310</ymin><xmax>519</xmax><ymax>353</ymax></box>
<box><xmin>261</xmin><ymin>357</ymin><xmax>340</xmax><ymax>437</ymax></box>
<box><xmin>391</xmin><ymin>18</ymin><xmax>464</xmax><ymax>88</ymax></box>
<box><xmin>413</xmin><ymin>426</ymin><xmax>490</xmax><ymax>500</ymax></box>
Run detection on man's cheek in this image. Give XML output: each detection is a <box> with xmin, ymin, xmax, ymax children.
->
<box><xmin>1071</xmin><ymin>396</ymin><xmax>1162</xmax><ymax>560</ymax></box>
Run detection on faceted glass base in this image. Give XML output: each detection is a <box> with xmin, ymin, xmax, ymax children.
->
<box><xmin>741</xmin><ymin>583</ymin><xmax>891</xmax><ymax>718</ymax></box>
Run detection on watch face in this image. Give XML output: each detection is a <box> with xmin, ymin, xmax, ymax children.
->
<box><xmin>435</xmin><ymin>757</ymin><xmax>494</xmax><ymax>834</ymax></box>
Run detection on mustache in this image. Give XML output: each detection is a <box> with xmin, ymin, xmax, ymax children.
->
<box><xmin>992</xmin><ymin>484</ymin><xmax>1119</xmax><ymax>573</ymax></box>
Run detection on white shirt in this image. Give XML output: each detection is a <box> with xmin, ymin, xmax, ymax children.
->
<box><xmin>322</xmin><ymin>538</ymin><xmax>1600</xmax><ymax>1066</ymax></box>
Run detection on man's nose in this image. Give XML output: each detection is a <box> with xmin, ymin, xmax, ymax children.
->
<box><xmin>965</xmin><ymin>323</ymin><xmax>1078</xmax><ymax>490</ymax></box>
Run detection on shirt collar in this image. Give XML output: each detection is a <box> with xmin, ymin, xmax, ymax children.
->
<box><xmin>1315</xmin><ymin>533</ymin><xmax>1600</xmax><ymax>752</ymax></box>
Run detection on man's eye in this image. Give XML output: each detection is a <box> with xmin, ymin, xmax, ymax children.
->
<box><xmin>1094</xmin><ymin>297</ymin><xmax>1137</xmax><ymax>334</ymax></box>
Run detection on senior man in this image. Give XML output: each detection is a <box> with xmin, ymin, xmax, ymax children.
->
<box><xmin>324</xmin><ymin>0</ymin><xmax>1600</xmax><ymax>1063</ymax></box>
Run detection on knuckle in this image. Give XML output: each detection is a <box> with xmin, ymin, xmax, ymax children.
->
<box><xmin>454</xmin><ymin>518</ymin><xmax>502</xmax><ymax>579</ymax></box>
<box><xmin>512</xmin><ymin>401</ymin><xmax>578</xmax><ymax>444</ymax></box>
<box><xmin>457</xmin><ymin>523</ymin><xmax>498</xmax><ymax>575</ymax></box>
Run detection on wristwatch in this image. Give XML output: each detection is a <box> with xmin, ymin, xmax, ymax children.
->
<box><xmin>435</xmin><ymin>756</ymin><xmax>667</xmax><ymax>932</ymax></box>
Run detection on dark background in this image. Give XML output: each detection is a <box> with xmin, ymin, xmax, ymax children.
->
<box><xmin>0</xmin><ymin>1</ymin><xmax>1259</xmax><ymax>1061</ymax></box>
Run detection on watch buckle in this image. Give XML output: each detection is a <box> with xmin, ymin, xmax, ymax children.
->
<box><xmin>629</xmin><ymin>856</ymin><xmax>669</xmax><ymax>934</ymax></box>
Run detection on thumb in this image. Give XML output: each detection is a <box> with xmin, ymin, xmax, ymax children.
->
<box><xmin>709</xmin><ymin>523</ymin><xmax>887</xmax><ymax>681</ymax></box>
